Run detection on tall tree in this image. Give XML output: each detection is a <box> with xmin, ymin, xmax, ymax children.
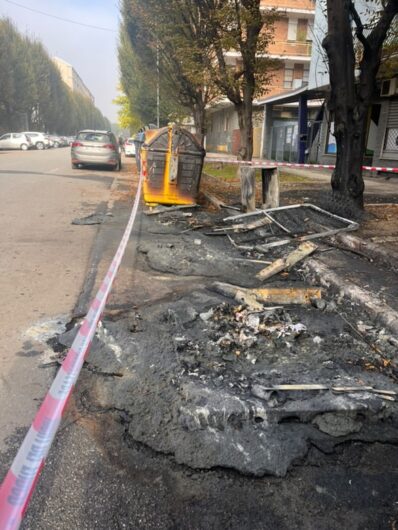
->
<box><xmin>119</xmin><ymin>0</ymin><xmax>216</xmax><ymax>143</ymax></box>
<box><xmin>322</xmin><ymin>0</ymin><xmax>398</xmax><ymax>208</ymax></box>
<box><xmin>143</xmin><ymin>0</ymin><xmax>218</xmax><ymax>143</ymax></box>
<box><xmin>119</xmin><ymin>16</ymin><xmax>180</xmax><ymax>129</ymax></box>
<box><xmin>119</xmin><ymin>1</ymin><xmax>276</xmax><ymax>154</ymax></box>
<box><xmin>113</xmin><ymin>92</ymin><xmax>141</xmax><ymax>132</ymax></box>
<box><xmin>194</xmin><ymin>0</ymin><xmax>277</xmax><ymax>160</ymax></box>
<box><xmin>0</xmin><ymin>18</ymin><xmax>110</xmax><ymax>135</ymax></box>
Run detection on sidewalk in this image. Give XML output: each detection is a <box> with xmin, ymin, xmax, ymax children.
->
<box><xmin>205</xmin><ymin>152</ymin><xmax>398</xmax><ymax>196</ymax></box>
<box><xmin>281</xmin><ymin>166</ymin><xmax>398</xmax><ymax>197</ymax></box>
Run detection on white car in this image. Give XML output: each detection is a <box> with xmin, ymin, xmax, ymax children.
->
<box><xmin>124</xmin><ymin>138</ymin><xmax>136</xmax><ymax>157</ymax></box>
<box><xmin>23</xmin><ymin>132</ymin><xmax>49</xmax><ymax>150</ymax></box>
<box><xmin>0</xmin><ymin>133</ymin><xmax>32</xmax><ymax>151</ymax></box>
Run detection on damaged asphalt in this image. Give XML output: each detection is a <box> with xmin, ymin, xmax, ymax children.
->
<box><xmin>2</xmin><ymin>177</ymin><xmax>398</xmax><ymax>529</ymax></box>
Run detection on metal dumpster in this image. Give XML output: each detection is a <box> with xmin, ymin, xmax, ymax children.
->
<box><xmin>141</xmin><ymin>124</ymin><xmax>205</xmax><ymax>205</ymax></box>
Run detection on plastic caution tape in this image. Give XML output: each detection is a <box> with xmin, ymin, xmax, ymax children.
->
<box><xmin>0</xmin><ymin>173</ymin><xmax>143</xmax><ymax>530</ymax></box>
<box><xmin>206</xmin><ymin>157</ymin><xmax>398</xmax><ymax>173</ymax></box>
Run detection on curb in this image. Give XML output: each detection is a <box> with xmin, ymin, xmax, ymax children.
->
<box><xmin>331</xmin><ymin>233</ymin><xmax>398</xmax><ymax>272</ymax></box>
<box><xmin>303</xmin><ymin>258</ymin><xmax>398</xmax><ymax>337</ymax></box>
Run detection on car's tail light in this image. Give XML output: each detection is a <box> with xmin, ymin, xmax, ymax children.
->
<box><xmin>104</xmin><ymin>144</ymin><xmax>116</xmax><ymax>151</ymax></box>
<box><xmin>72</xmin><ymin>141</ymin><xmax>83</xmax><ymax>147</ymax></box>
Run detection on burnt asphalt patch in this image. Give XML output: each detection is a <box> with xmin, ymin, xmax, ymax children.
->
<box><xmin>72</xmin><ymin>282</ymin><xmax>396</xmax><ymax>479</ymax></box>
<box><xmin>75</xmin><ymin>208</ymin><xmax>398</xmax><ymax>477</ymax></box>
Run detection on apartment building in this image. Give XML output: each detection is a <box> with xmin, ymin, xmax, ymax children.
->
<box><xmin>205</xmin><ymin>0</ymin><xmax>316</xmax><ymax>156</ymax></box>
<box><xmin>52</xmin><ymin>57</ymin><xmax>95</xmax><ymax>103</ymax></box>
<box><xmin>260</xmin><ymin>0</ymin><xmax>398</xmax><ymax>169</ymax></box>
<box><xmin>263</xmin><ymin>0</ymin><xmax>314</xmax><ymax>96</ymax></box>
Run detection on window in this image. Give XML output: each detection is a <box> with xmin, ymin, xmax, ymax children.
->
<box><xmin>297</xmin><ymin>19</ymin><xmax>308</xmax><ymax>42</ymax></box>
<box><xmin>306</xmin><ymin>20</ymin><xmax>314</xmax><ymax>41</ymax></box>
<box><xmin>288</xmin><ymin>18</ymin><xmax>309</xmax><ymax>42</ymax></box>
<box><xmin>284</xmin><ymin>66</ymin><xmax>294</xmax><ymax>88</ymax></box>
<box><xmin>13</xmin><ymin>134</ymin><xmax>22</xmax><ymax>138</ymax></box>
<box><xmin>303</xmin><ymin>65</ymin><xmax>310</xmax><ymax>85</ymax></box>
<box><xmin>285</xmin><ymin>64</ymin><xmax>309</xmax><ymax>89</ymax></box>
<box><xmin>77</xmin><ymin>132</ymin><xmax>110</xmax><ymax>143</ymax></box>
<box><xmin>383</xmin><ymin>128</ymin><xmax>398</xmax><ymax>152</ymax></box>
<box><xmin>287</xmin><ymin>18</ymin><xmax>298</xmax><ymax>41</ymax></box>
<box><xmin>0</xmin><ymin>134</ymin><xmax>11</xmax><ymax>140</ymax></box>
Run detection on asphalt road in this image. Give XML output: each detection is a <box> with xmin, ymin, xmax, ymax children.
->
<box><xmin>0</xmin><ymin>148</ymin><xmax>115</xmax><ymax>451</ymax></box>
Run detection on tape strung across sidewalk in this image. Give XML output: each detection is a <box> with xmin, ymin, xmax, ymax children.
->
<box><xmin>0</xmin><ymin>172</ymin><xmax>143</xmax><ymax>530</ymax></box>
<box><xmin>206</xmin><ymin>156</ymin><xmax>398</xmax><ymax>174</ymax></box>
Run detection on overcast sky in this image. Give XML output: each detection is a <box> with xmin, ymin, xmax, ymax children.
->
<box><xmin>0</xmin><ymin>0</ymin><xmax>120</xmax><ymax>122</ymax></box>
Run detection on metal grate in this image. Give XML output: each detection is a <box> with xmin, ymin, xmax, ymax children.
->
<box><xmin>384</xmin><ymin>127</ymin><xmax>398</xmax><ymax>151</ymax></box>
<box><xmin>223</xmin><ymin>204</ymin><xmax>359</xmax><ymax>250</ymax></box>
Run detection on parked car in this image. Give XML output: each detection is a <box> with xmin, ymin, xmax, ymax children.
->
<box><xmin>124</xmin><ymin>138</ymin><xmax>136</xmax><ymax>157</ymax></box>
<box><xmin>48</xmin><ymin>135</ymin><xmax>63</xmax><ymax>148</ymax></box>
<box><xmin>0</xmin><ymin>133</ymin><xmax>32</xmax><ymax>151</ymax></box>
<box><xmin>45</xmin><ymin>135</ymin><xmax>54</xmax><ymax>148</ymax></box>
<box><xmin>23</xmin><ymin>132</ymin><xmax>49</xmax><ymax>150</ymax></box>
<box><xmin>71</xmin><ymin>130</ymin><xmax>122</xmax><ymax>170</ymax></box>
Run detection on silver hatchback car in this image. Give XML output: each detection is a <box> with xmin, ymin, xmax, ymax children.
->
<box><xmin>0</xmin><ymin>133</ymin><xmax>32</xmax><ymax>151</ymax></box>
<box><xmin>71</xmin><ymin>130</ymin><xmax>121</xmax><ymax>170</ymax></box>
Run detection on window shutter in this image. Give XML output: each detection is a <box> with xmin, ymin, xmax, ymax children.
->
<box><xmin>387</xmin><ymin>101</ymin><xmax>398</xmax><ymax>127</ymax></box>
<box><xmin>287</xmin><ymin>18</ymin><xmax>298</xmax><ymax>41</ymax></box>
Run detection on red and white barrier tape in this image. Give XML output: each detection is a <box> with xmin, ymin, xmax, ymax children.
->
<box><xmin>206</xmin><ymin>157</ymin><xmax>398</xmax><ymax>174</ymax></box>
<box><xmin>0</xmin><ymin>173</ymin><xmax>143</xmax><ymax>530</ymax></box>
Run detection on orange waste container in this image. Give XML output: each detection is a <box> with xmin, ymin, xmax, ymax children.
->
<box><xmin>141</xmin><ymin>124</ymin><xmax>205</xmax><ymax>206</ymax></box>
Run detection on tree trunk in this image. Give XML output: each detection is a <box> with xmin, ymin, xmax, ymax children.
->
<box><xmin>331</xmin><ymin>111</ymin><xmax>367</xmax><ymax>208</ymax></box>
<box><xmin>193</xmin><ymin>100</ymin><xmax>206</xmax><ymax>147</ymax></box>
<box><xmin>323</xmin><ymin>0</ymin><xmax>364</xmax><ymax>208</ymax></box>
<box><xmin>236</xmin><ymin>101</ymin><xmax>254</xmax><ymax>161</ymax></box>
<box><xmin>239</xmin><ymin>166</ymin><xmax>256</xmax><ymax>212</ymax></box>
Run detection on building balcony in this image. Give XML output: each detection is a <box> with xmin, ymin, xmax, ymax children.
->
<box><xmin>260</xmin><ymin>0</ymin><xmax>316</xmax><ymax>14</ymax></box>
<box><xmin>224</xmin><ymin>41</ymin><xmax>312</xmax><ymax>66</ymax></box>
<box><xmin>269</xmin><ymin>40</ymin><xmax>312</xmax><ymax>57</ymax></box>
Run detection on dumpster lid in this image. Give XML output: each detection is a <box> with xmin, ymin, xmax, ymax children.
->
<box><xmin>143</xmin><ymin>125</ymin><xmax>205</xmax><ymax>156</ymax></box>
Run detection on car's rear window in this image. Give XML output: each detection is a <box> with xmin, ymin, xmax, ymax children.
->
<box><xmin>127</xmin><ymin>139</ymin><xmax>134</xmax><ymax>144</ymax></box>
<box><xmin>77</xmin><ymin>132</ymin><xmax>111</xmax><ymax>143</ymax></box>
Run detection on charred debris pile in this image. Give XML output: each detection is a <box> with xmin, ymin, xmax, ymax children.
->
<box><xmin>73</xmin><ymin>202</ymin><xmax>398</xmax><ymax>477</ymax></box>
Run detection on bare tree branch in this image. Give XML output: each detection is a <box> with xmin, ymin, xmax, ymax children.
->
<box><xmin>349</xmin><ymin>1</ymin><xmax>371</xmax><ymax>54</ymax></box>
